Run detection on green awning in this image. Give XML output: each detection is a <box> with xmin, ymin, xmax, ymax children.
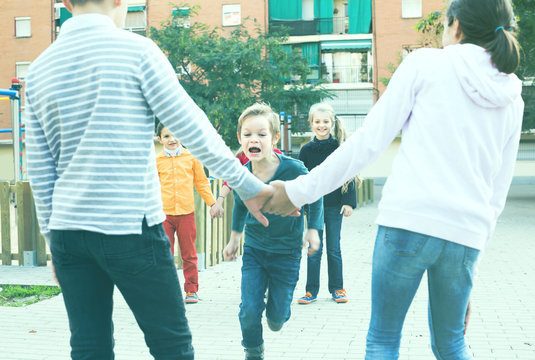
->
<box><xmin>321</xmin><ymin>39</ymin><xmax>372</xmax><ymax>50</ymax></box>
<box><xmin>128</xmin><ymin>6</ymin><xmax>146</xmax><ymax>12</ymax></box>
<box><xmin>59</xmin><ymin>7</ymin><xmax>72</xmax><ymax>26</ymax></box>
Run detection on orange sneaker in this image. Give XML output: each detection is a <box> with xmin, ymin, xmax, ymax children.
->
<box><xmin>297</xmin><ymin>292</ymin><xmax>317</xmax><ymax>304</ymax></box>
<box><xmin>332</xmin><ymin>289</ymin><xmax>348</xmax><ymax>303</ymax></box>
<box><xmin>185</xmin><ymin>292</ymin><xmax>198</xmax><ymax>304</ymax></box>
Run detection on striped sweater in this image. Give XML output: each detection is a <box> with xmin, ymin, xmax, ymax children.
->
<box><xmin>25</xmin><ymin>14</ymin><xmax>263</xmax><ymax>236</ymax></box>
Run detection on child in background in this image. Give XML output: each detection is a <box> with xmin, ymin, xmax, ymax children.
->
<box><xmin>156</xmin><ymin>123</ymin><xmax>223</xmax><ymax>304</ymax></box>
<box><xmin>297</xmin><ymin>103</ymin><xmax>357</xmax><ymax>304</ymax></box>
<box><xmin>223</xmin><ymin>103</ymin><xmax>323</xmax><ymax>360</ymax></box>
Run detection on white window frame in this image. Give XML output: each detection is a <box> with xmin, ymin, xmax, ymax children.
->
<box><xmin>402</xmin><ymin>0</ymin><xmax>422</xmax><ymax>19</ymax></box>
<box><xmin>222</xmin><ymin>4</ymin><xmax>241</xmax><ymax>27</ymax></box>
<box><xmin>15</xmin><ymin>17</ymin><xmax>31</xmax><ymax>38</ymax></box>
<box><xmin>16</xmin><ymin>61</ymin><xmax>31</xmax><ymax>82</ymax></box>
<box><xmin>124</xmin><ymin>9</ymin><xmax>147</xmax><ymax>35</ymax></box>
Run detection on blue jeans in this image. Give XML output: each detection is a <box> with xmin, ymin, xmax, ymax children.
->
<box><xmin>50</xmin><ymin>219</ymin><xmax>194</xmax><ymax>360</ymax></box>
<box><xmin>306</xmin><ymin>206</ymin><xmax>344</xmax><ymax>295</ymax></box>
<box><xmin>366</xmin><ymin>226</ymin><xmax>479</xmax><ymax>360</ymax></box>
<box><xmin>239</xmin><ymin>245</ymin><xmax>301</xmax><ymax>349</ymax></box>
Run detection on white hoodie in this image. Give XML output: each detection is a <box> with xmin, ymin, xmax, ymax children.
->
<box><xmin>286</xmin><ymin>44</ymin><xmax>524</xmax><ymax>250</ymax></box>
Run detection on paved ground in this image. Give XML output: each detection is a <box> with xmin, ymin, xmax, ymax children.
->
<box><xmin>0</xmin><ymin>184</ymin><xmax>534</xmax><ymax>360</ymax></box>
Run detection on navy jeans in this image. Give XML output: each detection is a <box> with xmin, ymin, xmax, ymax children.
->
<box><xmin>366</xmin><ymin>226</ymin><xmax>479</xmax><ymax>360</ymax></box>
<box><xmin>50</xmin><ymin>219</ymin><xmax>194</xmax><ymax>360</ymax></box>
<box><xmin>239</xmin><ymin>245</ymin><xmax>301</xmax><ymax>349</ymax></box>
<box><xmin>305</xmin><ymin>206</ymin><xmax>344</xmax><ymax>295</ymax></box>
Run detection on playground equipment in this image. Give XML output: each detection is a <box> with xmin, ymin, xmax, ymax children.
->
<box><xmin>0</xmin><ymin>78</ymin><xmax>24</xmax><ymax>182</ymax></box>
<box><xmin>279</xmin><ymin>112</ymin><xmax>293</xmax><ymax>156</ymax></box>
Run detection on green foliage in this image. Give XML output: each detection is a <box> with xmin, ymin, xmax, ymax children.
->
<box><xmin>513</xmin><ymin>0</ymin><xmax>535</xmax><ymax>131</ymax></box>
<box><xmin>379</xmin><ymin>53</ymin><xmax>403</xmax><ymax>87</ymax></box>
<box><xmin>149</xmin><ymin>4</ymin><xmax>331</xmax><ymax>148</ymax></box>
<box><xmin>514</xmin><ymin>0</ymin><xmax>535</xmax><ymax>79</ymax></box>
<box><xmin>0</xmin><ymin>285</ymin><xmax>61</xmax><ymax>307</ymax></box>
<box><xmin>414</xmin><ymin>11</ymin><xmax>444</xmax><ymax>48</ymax></box>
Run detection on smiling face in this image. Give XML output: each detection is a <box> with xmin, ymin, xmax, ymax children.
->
<box><xmin>158</xmin><ymin>127</ymin><xmax>180</xmax><ymax>151</ymax></box>
<box><xmin>311</xmin><ymin>111</ymin><xmax>333</xmax><ymax>140</ymax></box>
<box><xmin>238</xmin><ymin>115</ymin><xmax>280</xmax><ymax>162</ymax></box>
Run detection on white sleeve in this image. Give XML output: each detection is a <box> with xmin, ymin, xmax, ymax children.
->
<box><xmin>285</xmin><ymin>53</ymin><xmax>422</xmax><ymax>207</ymax></box>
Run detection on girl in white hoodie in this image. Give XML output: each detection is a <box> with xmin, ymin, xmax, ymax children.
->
<box><xmin>264</xmin><ymin>0</ymin><xmax>524</xmax><ymax>358</ymax></box>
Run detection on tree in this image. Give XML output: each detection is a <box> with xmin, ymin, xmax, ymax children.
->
<box><xmin>513</xmin><ymin>0</ymin><xmax>535</xmax><ymax>131</ymax></box>
<box><xmin>149</xmin><ymin>5</ymin><xmax>330</xmax><ymax>148</ymax></box>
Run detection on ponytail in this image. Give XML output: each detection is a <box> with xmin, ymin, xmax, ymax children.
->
<box><xmin>447</xmin><ymin>0</ymin><xmax>520</xmax><ymax>74</ymax></box>
<box><xmin>487</xmin><ymin>27</ymin><xmax>520</xmax><ymax>74</ymax></box>
<box><xmin>333</xmin><ymin>116</ymin><xmax>348</xmax><ymax>144</ymax></box>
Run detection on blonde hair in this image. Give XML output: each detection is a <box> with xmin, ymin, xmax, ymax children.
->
<box><xmin>308</xmin><ymin>103</ymin><xmax>347</xmax><ymax>144</ymax></box>
<box><xmin>308</xmin><ymin>102</ymin><xmax>362</xmax><ymax>191</ymax></box>
<box><xmin>237</xmin><ymin>103</ymin><xmax>280</xmax><ymax>139</ymax></box>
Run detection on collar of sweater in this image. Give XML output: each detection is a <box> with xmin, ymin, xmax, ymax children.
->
<box><xmin>309</xmin><ymin>135</ymin><xmax>339</xmax><ymax>153</ymax></box>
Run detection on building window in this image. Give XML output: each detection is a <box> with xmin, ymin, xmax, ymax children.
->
<box><xmin>172</xmin><ymin>7</ymin><xmax>191</xmax><ymax>28</ymax></box>
<box><xmin>124</xmin><ymin>6</ymin><xmax>147</xmax><ymax>36</ymax></box>
<box><xmin>15</xmin><ymin>17</ymin><xmax>31</xmax><ymax>38</ymax></box>
<box><xmin>16</xmin><ymin>62</ymin><xmax>31</xmax><ymax>82</ymax></box>
<box><xmin>402</xmin><ymin>0</ymin><xmax>422</xmax><ymax>18</ymax></box>
<box><xmin>222</xmin><ymin>4</ymin><xmax>241</xmax><ymax>27</ymax></box>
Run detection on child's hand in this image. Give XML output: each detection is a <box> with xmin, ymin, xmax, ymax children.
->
<box><xmin>340</xmin><ymin>205</ymin><xmax>353</xmax><ymax>217</ymax></box>
<box><xmin>224</xmin><ymin>232</ymin><xmax>241</xmax><ymax>261</ymax></box>
<box><xmin>210</xmin><ymin>202</ymin><xmax>224</xmax><ymax>219</ymax></box>
<box><xmin>304</xmin><ymin>229</ymin><xmax>320</xmax><ymax>256</ymax></box>
<box><xmin>223</xmin><ymin>241</ymin><xmax>239</xmax><ymax>261</ymax></box>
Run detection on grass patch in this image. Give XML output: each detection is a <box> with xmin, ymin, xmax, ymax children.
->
<box><xmin>0</xmin><ymin>285</ymin><xmax>61</xmax><ymax>307</ymax></box>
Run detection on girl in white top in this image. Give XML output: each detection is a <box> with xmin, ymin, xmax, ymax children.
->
<box><xmin>264</xmin><ymin>0</ymin><xmax>524</xmax><ymax>358</ymax></box>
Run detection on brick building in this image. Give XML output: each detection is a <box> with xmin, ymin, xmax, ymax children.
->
<box><xmin>0</xmin><ymin>0</ymin><xmax>54</xmax><ymax>141</ymax></box>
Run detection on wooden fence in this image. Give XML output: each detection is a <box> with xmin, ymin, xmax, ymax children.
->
<box><xmin>0</xmin><ymin>178</ymin><xmax>374</xmax><ymax>268</ymax></box>
<box><xmin>0</xmin><ymin>181</ymin><xmax>48</xmax><ymax>266</ymax></box>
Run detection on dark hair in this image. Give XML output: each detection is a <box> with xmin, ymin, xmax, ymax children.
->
<box><xmin>156</xmin><ymin>122</ymin><xmax>165</xmax><ymax>137</ymax></box>
<box><xmin>447</xmin><ymin>0</ymin><xmax>520</xmax><ymax>74</ymax></box>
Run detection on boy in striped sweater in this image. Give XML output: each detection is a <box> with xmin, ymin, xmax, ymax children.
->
<box><xmin>24</xmin><ymin>0</ymin><xmax>273</xmax><ymax>359</ymax></box>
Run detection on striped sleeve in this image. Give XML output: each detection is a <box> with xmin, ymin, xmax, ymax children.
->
<box><xmin>25</xmin><ymin>94</ymin><xmax>57</xmax><ymax>235</ymax></box>
<box><xmin>138</xmin><ymin>42</ymin><xmax>264</xmax><ymax>200</ymax></box>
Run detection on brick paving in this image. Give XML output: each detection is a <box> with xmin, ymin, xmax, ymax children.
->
<box><xmin>0</xmin><ymin>184</ymin><xmax>534</xmax><ymax>359</ymax></box>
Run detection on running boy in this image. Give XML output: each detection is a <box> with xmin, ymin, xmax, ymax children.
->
<box><xmin>223</xmin><ymin>103</ymin><xmax>323</xmax><ymax>360</ymax></box>
<box><xmin>156</xmin><ymin>123</ymin><xmax>223</xmax><ymax>304</ymax></box>
<box><xmin>24</xmin><ymin>0</ymin><xmax>271</xmax><ymax>358</ymax></box>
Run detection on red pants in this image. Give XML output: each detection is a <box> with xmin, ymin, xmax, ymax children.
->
<box><xmin>163</xmin><ymin>213</ymin><xmax>198</xmax><ymax>293</ymax></box>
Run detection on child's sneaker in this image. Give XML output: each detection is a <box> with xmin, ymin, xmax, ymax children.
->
<box><xmin>185</xmin><ymin>292</ymin><xmax>198</xmax><ymax>304</ymax></box>
<box><xmin>332</xmin><ymin>289</ymin><xmax>348</xmax><ymax>303</ymax></box>
<box><xmin>297</xmin><ymin>292</ymin><xmax>317</xmax><ymax>304</ymax></box>
<box><xmin>244</xmin><ymin>344</ymin><xmax>264</xmax><ymax>360</ymax></box>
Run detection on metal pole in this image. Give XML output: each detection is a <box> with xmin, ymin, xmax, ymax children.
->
<box><xmin>286</xmin><ymin>115</ymin><xmax>292</xmax><ymax>156</ymax></box>
<box><xmin>279</xmin><ymin>112</ymin><xmax>285</xmax><ymax>153</ymax></box>
<box><xmin>10</xmin><ymin>78</ymin><xmax>22</xmax><ymax>182</ymax></box>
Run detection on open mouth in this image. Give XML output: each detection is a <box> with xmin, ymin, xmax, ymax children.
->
<box><xmin>248</xmin><ymin>147</ymin><xmax>261</xmax><ymax>154</ymax></box>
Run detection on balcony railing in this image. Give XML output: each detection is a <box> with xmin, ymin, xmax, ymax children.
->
<box><xmin>321</xmin><ymin>65</ymin><xmax>373</xmax><ymax>84</ymax></box>
<box><xmin>270</xmin><ymin>17</ymin><xmax>350</xmax><ymax>36</ymax></box>
<box><xmin>287</xmin><ymin>64</ymin><xmax>373</xmax><ymax>85</ymax></box>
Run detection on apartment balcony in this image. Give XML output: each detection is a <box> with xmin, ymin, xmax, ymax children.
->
<box><xmin>270</xmin><ymin>17</ymin><xmax>351</xmax><ymax>36</ymax></box>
